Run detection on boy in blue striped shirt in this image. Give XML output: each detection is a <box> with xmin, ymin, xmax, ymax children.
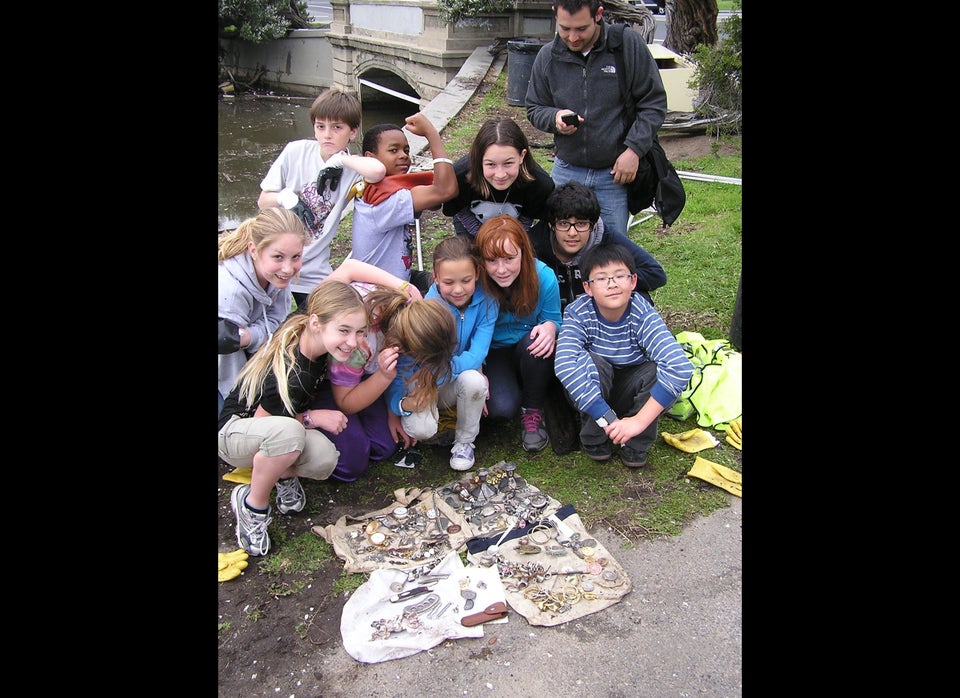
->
<box><xmin>554</xmin><ymin>243</ymin><xmax>694</xmax><ymax>467</ymax></box>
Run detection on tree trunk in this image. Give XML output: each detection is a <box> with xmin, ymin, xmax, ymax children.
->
<box><xmin>664</xmin><ymin>0</ymin><xmax>719</xmax><ymax>55</ymax></box>
<box><xmin>601</xmin><ymin>0</ymin><xmax>656</xmax><ymax>43</ymax></box>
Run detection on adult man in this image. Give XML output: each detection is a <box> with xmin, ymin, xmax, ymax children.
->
<box><xmin>525</xmin><ymin>0</ymin><xmax>667</xmax><ymax>239</ymax></box>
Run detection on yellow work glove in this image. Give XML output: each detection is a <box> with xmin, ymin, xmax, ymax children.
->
<box><xmin>437</xmin><ymin>407</ymin><xmax>458</xmax><ymax>433</ymax></box>
<box><xmin>222</xmin><ymin>467</ymin><xmax>253</xmax><ymax>485</ymax></box>
<box><xmin>724</xmin><ymin>417</ymin><xmax>742</xmax><ymax>450</ymax></box>
<box><xmin>687</xmin><ymin>456</ymin><xmax>741</xmax><ymax>497</ymax></box>
<box><xmin>218</xmin><ymin>549</ymin><xmax>250</xmax><ymax>582</ymax></box>
<box><xmin>662</xmin><ymin>428</ymin><xmax>719</xmax><ymax>453</ymax></box>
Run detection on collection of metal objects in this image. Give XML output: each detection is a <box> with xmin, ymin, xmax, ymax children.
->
<box><xmin>357</xmin><ymin>461</ymin><xmax>628</xmax><ymax>639</ymax></box>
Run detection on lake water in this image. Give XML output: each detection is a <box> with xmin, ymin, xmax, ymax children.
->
<box><xmin>217</xmin><ymin>94</ymin><xmax>412</xmax><ymax>231</ymax></box>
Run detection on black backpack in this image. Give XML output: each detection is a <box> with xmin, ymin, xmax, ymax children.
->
<box><xmin>606</xmin><ymin>22</ymin><xmax>686</xmax><ymax>226</ymax></box>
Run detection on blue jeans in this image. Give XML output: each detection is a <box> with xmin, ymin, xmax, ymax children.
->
<box><xmin>551</xmin><ymin>156</ymin><xmax>630</xmax><ymax>239</ymax></box>
<box><xmin>484</xmin><ymin>334</ymin><xmax>555</xmax><ymax>420</ymax></box>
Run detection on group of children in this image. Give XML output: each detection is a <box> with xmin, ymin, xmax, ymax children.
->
<box><xmin>218</xmin><ymin>89</ymin><xmax>694</xmax><ymax>557</ymax></box>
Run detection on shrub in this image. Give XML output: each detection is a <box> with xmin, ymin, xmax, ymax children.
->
<box><xmin>218</xmin><ymin>0</ymin><xmax>311</xmax><ymax>43</ymax></box>
<box><xmin>688</xmin><ymin>0</ymin><xmax>741</xmax><ymax>135</ymax></box>
<box><xmin>436</xmin><ymin>0</ymin><xmax>515</xmax><ymax>25</ymax></box>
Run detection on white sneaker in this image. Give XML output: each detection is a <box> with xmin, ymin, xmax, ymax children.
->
<box><xmin>230</xmin><ymin>484</ymin><xmax>272</xmax><ymax>556</ymax></box>
<box><xmin>274</xmin><ymin>476</ymin><xmax>305</xmax><ymax>514</ymax></box>
<box><xmin>449</xmin><ymin>441</ymin><xmax>475</xmax><ymax>471</ymax></box>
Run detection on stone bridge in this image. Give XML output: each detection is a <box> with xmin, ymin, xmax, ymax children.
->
<box><xmin>220</xmin><ymin>1</ymin><xmax>556</xmax><ymax>108</ymax></box>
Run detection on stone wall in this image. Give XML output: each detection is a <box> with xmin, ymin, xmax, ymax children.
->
<box><xmin>220</xmin><ymin>28</ymin><xmax>335</xmax><ymax>95</ymax></box>
<box><xmin>218</xmin><ymin>1</ymin><xmax>555</xmax><ymax>99</ymax></box>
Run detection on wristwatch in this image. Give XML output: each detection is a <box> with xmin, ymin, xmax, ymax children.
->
<box><xmin>596</xmin><ymin>409</ymin><xmax>617</xmax><ymax>428</ymax></box>
<box><xmin>398</xmin><ymin>396</ymin><xmax>412</xmax><ymax>417</ymax></box>
<box><xmin>302</xmin><ymin>411</ymin><xmax>313</xmax><ymax>428</ymax></box>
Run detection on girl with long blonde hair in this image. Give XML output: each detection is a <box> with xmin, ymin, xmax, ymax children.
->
<box><xmin>217</xmin><ymin>281</ymin><xmax>367</xmax><ymax>557</ymax></box>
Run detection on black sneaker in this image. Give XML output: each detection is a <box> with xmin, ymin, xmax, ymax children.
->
<box><xmin>581</xmin><ymin>440</ymin><xmax>612</xmax><ymax>462</ymax></box>
<box><xmin>620</xmin><ymin>445</ymin><xmax>648</xmax><ymax>468</ymax></box>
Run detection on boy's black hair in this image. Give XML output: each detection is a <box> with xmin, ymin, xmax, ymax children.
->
<box><xmin>580</xmin><ymin>243</ymin><xmax>637</xmax><ymax>279</ymax></box>
<box><xmin>544</xmin><ymin>181</ymin><xmax>601</xmax><ymax>224</ymax></box>
<box><xmin>361</xmin><ymin>123</ymin><xmax>404</xmax><ymax>155</ymax></box>
<box><xmin>553</xmin><ymin>0</ymin><xmax>601</xmax><ymax>17</ymax></box>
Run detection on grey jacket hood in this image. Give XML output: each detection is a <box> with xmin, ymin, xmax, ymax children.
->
<box><xmin>221</xmin><ymin>254</ymin><xmax>277</xmax><ymax>308</ymax></box>
<box><xmin>218</xmin><ymin>253</ymin><xmax>289</xmax><ymax>399</ymax></box>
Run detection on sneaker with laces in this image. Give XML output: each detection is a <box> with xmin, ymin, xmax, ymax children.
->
<box><xmin>449</xmin><ymin>441</ymin><xmax>475</xmax><ymax>471</ymax></box>
<box><xmin>619</xmin><ymin>445</ymin><xmax>648</xmax><ymax>468</ymax></box>
<box><xmin>274</xmin><ymin>476</ymin><xmax>306</xmax><ymax>514</ymax></box>
<box><xmin>520</xmin><ymin>407</ymin><xmax>549</xmax><ymax>452</ymax></box>
<box><xmin>230</xmin><ymin>484</ymin><xmax>272</xmax><ymax>556</ymax></box>
<box><xmin>581</xmin><ymin>440</ymin><xmax>612</xmax><ymax>462</ymax></box>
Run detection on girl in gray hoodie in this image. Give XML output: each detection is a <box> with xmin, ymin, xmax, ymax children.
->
<box><xmin>218</xmin><ymin>208</ymin><xmax>307</xmax><ymax>414</ymax></box>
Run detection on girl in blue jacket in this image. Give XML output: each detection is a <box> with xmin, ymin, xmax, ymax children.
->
<box><xmin>422</xmin><ymin>236</ymin><xmax>500</xmax><ymax>470</ymax></box>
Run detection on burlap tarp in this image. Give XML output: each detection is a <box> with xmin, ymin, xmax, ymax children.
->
<box><xmin>312</xmin><ymin>481</ymin><xmax>631</xmax><ymax>627</ymax></box>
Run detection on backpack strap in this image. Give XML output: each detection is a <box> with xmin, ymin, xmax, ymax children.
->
<box><xmin>608</xmin><ymin>22</ymin><xmax>654</xmax><ymax>147</ymax></box>
<box><xmin>605</xmin><ymin>23</ymin><xmax>633</xmax><ymax>122</ymax></box>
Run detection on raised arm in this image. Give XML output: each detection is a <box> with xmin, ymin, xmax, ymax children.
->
<box><xmin>256</xmin><ymin>150</ymin><xmax>386</xmax><ymax>211</ymax></box>
<box><xmin>404</xmin><ymin>112</ymin><xmax>458</xmax><ymax>212</ymax></box>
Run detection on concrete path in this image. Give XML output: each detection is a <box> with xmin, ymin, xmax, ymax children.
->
<box><xmin>405</xmin><ymin>47</ymin><xmax>504</xmax><ymax>157</ymax></box>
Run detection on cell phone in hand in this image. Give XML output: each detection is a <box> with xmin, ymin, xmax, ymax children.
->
<box><xmin>561</xmin><ymin>113</ymin><xmax>581</xmax><ymax>127</ymax></box>
<box><xmin>393</xmin><ymin>447</ymin><xmax>423</xmax><ymax>469</ymax></box>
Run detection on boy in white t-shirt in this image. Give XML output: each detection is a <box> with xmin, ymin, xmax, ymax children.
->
<box><xmin>259</xmin><ymin>89</ymin><xmax>386</xmax><ymax>309</ymax></box>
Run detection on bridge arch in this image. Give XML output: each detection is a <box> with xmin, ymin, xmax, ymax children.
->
<box><xmin>355</xmin><ymin>59</ymin><xmax>423</xmax><ymax>109</ymax></box>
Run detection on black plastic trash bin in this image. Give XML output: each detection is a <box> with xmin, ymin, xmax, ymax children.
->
<box><xmin>506</xmin><ymin>40</ymin><xmax>543</xmax><ymax>106</ymax></box>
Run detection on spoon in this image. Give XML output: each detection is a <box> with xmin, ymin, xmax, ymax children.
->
<box><xmin>486</xmin><ymin>515</ymin><xmax>518</xmax><ymax>555</ymax></box>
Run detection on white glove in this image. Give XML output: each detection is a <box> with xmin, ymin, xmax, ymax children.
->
<box><xmin>277</xmin><ymin>188</ymin><xmax>299</xmax><ymax>209</ymax></box>
<box><xmin>322</xmin><ymin>151</ymin><xmax>345</xmax><ymax>170</ymax></box>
